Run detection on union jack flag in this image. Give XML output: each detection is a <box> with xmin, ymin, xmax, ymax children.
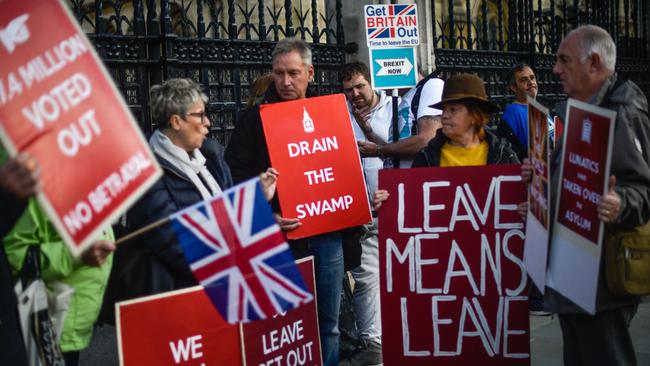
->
<box><xmin>171</xmin><ymin>178</ymin><xmax>313</xmax><ymax>323</ymax></box>
<box><xmin>367</xmin><ymin>4</ymin><xmax>416</xmax><ymax>40</ymax></box>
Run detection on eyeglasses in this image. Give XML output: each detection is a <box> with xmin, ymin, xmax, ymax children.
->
<box><xmin>185</xmin><ymin>111</ymin><xmax>207</xmax><ymax>121</ymax></box>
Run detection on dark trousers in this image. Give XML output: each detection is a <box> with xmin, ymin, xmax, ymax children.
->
<box><xmin>559</xmin><ymin>304</ymin><xmax>638</xmax><ymax>366</ymax></box>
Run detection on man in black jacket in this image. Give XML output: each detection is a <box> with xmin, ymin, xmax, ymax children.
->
<box><xmin>225</xmin><ymin>38</ymin><xmax>344</xmax><ymax>366</ymax></box>
<box><xmin>0</xmin><ymin>153</ymin><xmax>39</xmax><ymax>365</ymax></box>
<box><xmin>524</xmin><ymin>25</ymin><xmax>650</xmax><ymax>365</ymax></box>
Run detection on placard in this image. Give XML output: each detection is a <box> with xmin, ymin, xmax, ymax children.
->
<box><xmin>261</xmin><ymin>94</ymin><xmax>371</xmax><ymax>239</ymax></box>
<box><xmin>241</xmin><ymin>257</ymin><xmax>322</xmax><ymax>366</ymax></box>
<box><xmin>547</xmin><ymin>99</ymin><xmax>616</xmax><ymax>314</ymax></box>
<box><xmin>364</xmin><ymin>4</ymin><xmax>419</xmax><ymax>47</ymax></box>
<box><xmin>378</xmin><ymin>165</ymin><xmax>530</xmax><ymax>366</ymax></box>
<box><xmin>0</xmin><ymin>0</ymin><xmax>161</xmax><ymax>255</ymax></box>
<box><xmin>117</xmin><ymin>258</ymin><xmax>321</xmax><ymax>366</ymax></box>
<box><xmin>524</xmin><ymin>96</ymin><xmax>551</xmax><ymax>293</ymax></box>
<box><xmin>369</xmin><ymin>47</ymin><xmax>418</xmax><ymax>90</ymax></box>
<box><xmin>116</xmin><ymin>287</ymin><xmax>242</xmax><ymax>366</ymax></box>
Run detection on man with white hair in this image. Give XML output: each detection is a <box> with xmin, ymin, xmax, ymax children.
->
<box><xmin>524</xmin><ymin>25</ymin><xmax>650</xmax><ymax>365</ymax></box>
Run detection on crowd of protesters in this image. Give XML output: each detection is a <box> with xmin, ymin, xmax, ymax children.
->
<box><xmin>1</xmin><ymin>24</ymin><xmax>649</xmax><ymax>366</ymax></box>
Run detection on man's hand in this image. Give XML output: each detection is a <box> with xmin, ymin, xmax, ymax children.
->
<box><xmin>260</xmin><ymin>167</ymin><xmax>279</xmax><ymax>201</ymax></box>
<box><xmin>352</xmin><ymin>105</ymin><xmax>373</xmax><ymax>134</ymax></box>
<box><xmin>273</xmin><ymin>213</ymin><xmax>301</xmax><ymax>232</ymax></box>
<box><xmin>357</xmin><ymin>140</ymin><xmax>381</xmax><ymax>158</ymax></box>
<box><xmin>598</xmin><ymin>175</ymin><xmax>621</xmax><ymax>223</ymax></box>
<box><xmin>521</xmin><ymin>158</ymin><xmax>533</xmax><ymax>185</ymax></box>
<box><xmin>0</xmin><ymin>153</ymin><xmax>39</xmax><ymax>200</ymax></box>
<box><xmin>81</xmin><ymin>240</ymin><xmax>115</xmax><ymax>267</ymax></box>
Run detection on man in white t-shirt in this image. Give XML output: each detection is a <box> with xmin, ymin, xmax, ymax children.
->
<box><xmin>391</xmin><ymin>76</ymin><xmax>445</xmax><ymax>167</ymax></box>
<box><xmin>340</xmin><ymin>62</ymin><xmax>395</xmax><ymax>366</ymax></box>
<box><xmin>351</xmin><ymin>73</ymin><xmax>444</xmax><ymax>169</ymax></box>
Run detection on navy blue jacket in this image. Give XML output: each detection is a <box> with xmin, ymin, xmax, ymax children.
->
<box><xmin>126</xmin><ymin>137</ymin><xmax>233</xmax><ymax>291</ymax></box>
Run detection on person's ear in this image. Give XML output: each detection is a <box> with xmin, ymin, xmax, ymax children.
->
<box><xmin>308</xmin><ymin>64</ymin><xmax>315</xmax><ymax>82</ymax></box>
<box><xmin>509</xmin><ymin>83</ymin><xmax>517</xmax><ymax>94</ymax></box>
<box><xmin>169</xmin><ymin>114</ymin><xmax>183</xmax><ymax>131</ymax></box>
<box><xmin>589</xmin><ymin>52</ymin><xmax>602</xmax><ymax>73</ymax></box>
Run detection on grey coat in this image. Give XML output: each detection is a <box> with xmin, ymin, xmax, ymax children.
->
<box><xmin>546</xmin><ymin>74</ymin><xmax>650</xmax><ymax>313</ymax></box>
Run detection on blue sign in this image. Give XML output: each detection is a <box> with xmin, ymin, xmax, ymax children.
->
<box><xmin>369</xmin><ymin>47</ymin><xmax>417</xmax><ymax>90</ymax></box>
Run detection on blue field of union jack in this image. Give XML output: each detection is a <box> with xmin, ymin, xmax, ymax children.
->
<box><xmin>367</xmin><ymin>4</ymin><xmax>416</xmax><ymax>40</ymax></box>
<box><xmin>170</xmin><ymin>178</ymin><xmax>313</xmax><ymax>323</ymax></box>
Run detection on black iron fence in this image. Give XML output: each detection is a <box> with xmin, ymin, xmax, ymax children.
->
<box><xmin>68</xmin><ymin>0</ymin><xmax>345</xmax><ymax>146</ymax></box>
<box><xmin>71</xmin><ymin>1</ymin><xmax>649</xmax><ymax>140</ymax></box>
<box><xmin>430</xmin><ymin>0</ymin><xmax>650</xmax><ymax>113</ymax></box>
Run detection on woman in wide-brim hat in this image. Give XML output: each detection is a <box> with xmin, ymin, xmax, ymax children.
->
<box><xmin>412</xmin><ymin>73</ymin><xmax>519</xmax><ymax>168</ymax></box>
<box><xmin>373</xmin><ymin>73</ymin><xmax>519</xmax><ymax>208</ymax></box>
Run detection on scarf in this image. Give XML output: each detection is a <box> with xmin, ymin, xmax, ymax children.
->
<box><xmin>149</xmin><ymin>130</ymin><xmax>221</xmax><ymax>200</ymax></box>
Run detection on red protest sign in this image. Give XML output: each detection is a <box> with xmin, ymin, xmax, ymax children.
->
<box><xmin>378</xmin><ymin>165</ymin><xmax>530</xmax><ymax>366</ymax></box>
<box><xmin>261</xmin><ymin>94</ymin><xmax>371</xmax><ymax>239</ymax></box>
<box><xmin>117</xmin><ymin>257</ymin><xmax>320</xmax><ymax>366</ymax></box>
<box><xmin>241</xmin><ymin>257</ymin><xmax>322</xmax><ymax>366</ymax></box>
<box><xmin>116</xmin><ymin>287</ymin><xmax>242</xmax><ymax>366</ymax></box>
<box><xmin>547</xmin><ymin>99</ymin><xmax>616</xmax><ymax>314</ymax></box>
<box><xmin>524</xmin><ymin>96</ymin><xmax>551</xmax><ymax>293</ymax></box>
<box><xmin>0</xmin><ymin>0</ymin><xmax>161</xmax><ymax>256</ymax></box>
<box><xmin>556</xmin><ymin>101</ymin><xmax>615</xmax><ymax>244</ymax></box>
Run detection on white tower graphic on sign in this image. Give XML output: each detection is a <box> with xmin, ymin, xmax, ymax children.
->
<box><xmin>302</xmin><ymin>107</ymin><xmax>314</xmax><ymax>133</ymax></box>
<box><xmin>581</xmin><ymin>118</ymin><xmax>592</xmax><ymax>144</ymax></box>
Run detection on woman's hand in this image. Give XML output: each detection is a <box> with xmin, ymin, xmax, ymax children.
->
<box><xmin>273</xmin><ymin>213</ymin><xmax>301</xmax><ymax>232</ymax></box>
<box><xmin>517</xmin><ymin>202</ymin><xmax>528</xmax><ymax>221</ymax></box>
<box><xmin>260</xmin><ymin>167</ymin><xmax>279</xmax><ymax>201</ymax></box>
<box><xmin>373</xmin><ymin>189</ymin><xmax>390</xmax><ymax>210</ymax></box>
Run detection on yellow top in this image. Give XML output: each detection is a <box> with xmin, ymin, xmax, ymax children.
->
<box><xmin>440</xmin><ymin>140</ymin><xmax>489</xmax><ymax>167</ymax></box>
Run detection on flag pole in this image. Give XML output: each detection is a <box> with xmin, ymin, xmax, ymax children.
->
<box><xmin>115</xmin><ymin>217</ymin><xmax>170</xmax><ymax>245</ymax></box>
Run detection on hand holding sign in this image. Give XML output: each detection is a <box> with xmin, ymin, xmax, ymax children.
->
<box><xmin>520</xmin><ymin>158</ymin><xmax>533</xmax><ymax>185</ymax></box>
<box><xmin>373</xmin><ymin>189</ymin><xmax>389</xmax><ymax>210</ymax></box>
<box><xmin>598</xmin><ymin>175</ymin><xmax>621</xmax><ymax>223</ymax></box>
<box><xmin>0</xmin><ymin>153</ymin><xmax>40</xmax><ymax>199</ymax></box>
<box><xmin>274</xmin><ymin>213</ymin><xmax>302</xmax><ymax>232</ymax></box>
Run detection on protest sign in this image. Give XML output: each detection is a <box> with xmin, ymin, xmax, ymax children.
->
<box><xmin>547</xmin><ymin>99</ymin><xmax>616</xmax><ymax>314</ymax></box>
<box><xmin>261</xmin><ymin>94</ymin><xmax>371</xmax><ymax>239</ymax></box>
<box><xmin>116</xmin><ymin>286</ymin><xmax>242</xmax><ymax>366</ymax></box>
<box><xmin>369</xmin><ymin>47</ymin><xmax>418</xmax><ymax>90</ymax></box>
<box><xmin>378</xmin><ymin>165</ymin><xmax>530</xmax><ymax>366</ymax></box>
<box><xmin>116</xmin><ymin>257</ymin><xmax>320</xmax><ymax>366</ymax></box>
<box><xmin>364</xmin><ymin>4</ymin><xmax>419</xmax><ymax>47</ymax></box>
<box><xmin>0</xmin><ymin>0</ymin><xmax>161</xmax><ymax>256</ymax></box>
<box><xmin>241</xmin><ymin>257</ymin><xmax>322</xmax><ymax>366</ymax></box>
<box><xmin>524</xmin><ymin>96</ymin><xmax>551</xmax><ymax>292</ymax></box>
